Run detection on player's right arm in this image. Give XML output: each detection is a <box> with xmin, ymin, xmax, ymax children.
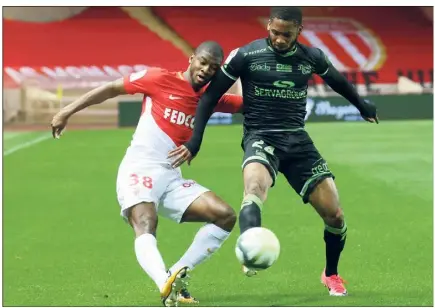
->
<box><xmin>51</xmin><ymin>69</ymin><xmax>156</xmax><ymax>138</ymax></box>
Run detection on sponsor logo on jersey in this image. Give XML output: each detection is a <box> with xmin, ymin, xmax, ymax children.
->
<box><xmin>298</xmin><ymin>64</ymin><xmax>312</xmax><ymax>75</ymax></box>
<box><xmin>164</xmin><ymin>108</ymin><xmax>195</xmax><ymax>129</ymax></box>
<box><xmin>273</xmin><ymin>80</ymin><xmax>295</xmax><ymax>88</ymax></box>
<box><xmin>243</xmin><ymin>48</ymin><xmax>267</xmax><ymax>56</ymax></box>
<box><xmin>254</xmin><ymin>85</ymin><xmax>307</xmax><ymax>100</ymax></box>
<box><xmin>249</xmin><ymin>63</ymin><xmax>271</xmax><ymax>72</ymax></box>
<box><xmin>276</xmin><ymin>64</ymin><xmax>292</xmax><ymax>72</ymax></box>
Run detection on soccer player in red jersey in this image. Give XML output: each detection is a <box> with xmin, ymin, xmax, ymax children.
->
<box><xmin>51</xmin><ymin>41</ymin><xmax>242</xmax><ymax>307</ymax></box>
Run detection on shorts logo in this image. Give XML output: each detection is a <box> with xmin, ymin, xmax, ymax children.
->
<box><xmin>182</xmin><ymin>181</ymin><xmax>196</xmax><ymax>188</ymax></box>
<box><xmin>255</xmin><ymin>150</ymin><xmax>267</xmax><ymax>159</ymax></box>
<box><xmin>312</xmin><ymin>162</ymin><xmax>329</xmax><ymax>175</ymax></box>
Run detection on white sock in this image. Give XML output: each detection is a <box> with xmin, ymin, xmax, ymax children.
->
<box><xmin>169</xmin><ymin>224</ymin><xmax>230</xmax><ymax>274</ymax></box>
<box><xmin>134</xmin><ymin>233</ymin><xmax>168</xmax><ymax>292</ymax></box>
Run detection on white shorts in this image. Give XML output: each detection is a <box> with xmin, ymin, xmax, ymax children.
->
<box><xmin>116</xmin><ymin>161</ymin><xmax>209</xmax><ymax>223</ymax></box>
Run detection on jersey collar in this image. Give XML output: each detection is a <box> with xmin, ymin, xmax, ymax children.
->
<box><xmin>266</xmin><ymin>39</ymin><xmax>298</xmax><ymax>57</ymax></box>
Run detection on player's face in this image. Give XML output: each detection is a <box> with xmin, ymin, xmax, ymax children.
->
<box><xmin>189</xmin><ymin>51</ymin><xmax>222</xmax><ymax>87</ymax></box>
<box><xmin>268</xmin><ymin>18</ymin><xmax>302</xmax><ymax>53</ymax></box>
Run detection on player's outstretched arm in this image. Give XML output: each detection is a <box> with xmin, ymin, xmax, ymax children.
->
<box><xmin>168</xmin><ymin>71</ymin><xmax>235</xmax><ymax>168</ymax></box>
<box><xmin>51</xmin><ymin>79</ymin><xmax>127</xmax><ymax>138</ymax></box>
<box><xmin>187</xmin><ymin>72</ymin><xmax>235</xmax><ymax>152</ymax></box>
<box><xmin>320</xmin><ymin>65</ymin><xmax>379</xmax><ymax>124</ymax></box>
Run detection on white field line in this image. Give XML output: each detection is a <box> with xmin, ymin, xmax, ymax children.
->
<box><xmin>4</xmin><ymin>134</ymin><xmax>52</xmax><ymax>156</ymax></box>
<box><xmin>3</xmin><ymin>132</ymin><xmax>29</xmax><ymax>140</ymax></box>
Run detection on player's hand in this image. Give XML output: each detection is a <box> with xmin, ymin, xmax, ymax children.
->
<box><xmin>168</xmin><ymin>145</ymin><xmax>193</xmax><ymax>168</ymax></box>
<box><xmin>51</xmin><ymin>112</ymin><xmax>69</xmax><ymax>139</ymax></box>
<box><xmin>359</xmin><ymin>101</ymin><xmax>379</xmax><ymax>124</ymax></box>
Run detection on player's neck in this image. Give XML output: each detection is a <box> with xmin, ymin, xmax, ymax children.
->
<box><xmin>266</xmin><ymin>38</ymin><xmax>298</xmax><ymax>55</ymax></box>
<box><xmin>182</xmin><ymin>70</ymin><xmax>202</xmax><ymax>92</ymax></box>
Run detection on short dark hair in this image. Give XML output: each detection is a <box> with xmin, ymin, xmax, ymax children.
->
<box><xmin>194</xmin><ymin>41</ymin><xmax>224</xmax><ymax>59</ymax></box>
<box><xmin>270</xmin><ymin>7</ymin><xmax>303</xmax><ymax>25</ymax></box>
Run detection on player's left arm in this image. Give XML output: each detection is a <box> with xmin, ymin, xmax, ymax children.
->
<box><xmin>215</xmin><ymin>94</ymin><xmax>244</xmax><ymax>114</ymax></box>
<box><xmin>314</xmin><ymin>49</ymin><xmax>379</xmax><ymax>124</ymax></box>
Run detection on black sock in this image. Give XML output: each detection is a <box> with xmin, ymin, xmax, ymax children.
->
<box><xmin>239</xmin><ymin>194</ymin><xmax>263</xmax><ymax>234</ymax></box>
<box><xmin>324</xmin><ymin>223</ymin><xmax>347</xmax><ymax>277</ymax></box>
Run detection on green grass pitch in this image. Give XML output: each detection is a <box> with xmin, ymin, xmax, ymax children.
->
<box><xmin>3</xmin><ymin>121</ymin><xmax>433</xmax><ymax>306</ymax></box>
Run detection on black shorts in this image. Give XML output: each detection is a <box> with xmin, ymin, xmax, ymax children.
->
<box><xmin>241</xmin><ymin>129</ymin><xmax>335</xmax><ymax>204</ymax></box>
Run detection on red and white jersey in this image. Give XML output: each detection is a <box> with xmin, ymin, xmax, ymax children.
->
<box><xmin>121</xmin><ymin>67</ymin><xmax>242</xmax><ymax>164</ymax></box>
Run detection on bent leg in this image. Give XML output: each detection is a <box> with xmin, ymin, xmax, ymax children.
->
<box><xmin>181</xmin><ymin>191</ymin><xmax>236</xmax><ymax>231</ymax></box>
<box><xmin>239</xmin><ymin>162</ymin><xmax>273</xmax><ymax>234</ymax></box>
<box><xmin>168</xmin><ymin>191</ymin><xmax>236</xmax><ymax>275</ymax></box>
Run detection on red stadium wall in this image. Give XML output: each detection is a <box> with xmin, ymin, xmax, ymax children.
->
<box><xmin>153</xmin><ymin>6</ymin><xmax>433</xmax><ymax>85</ymax></box>
<box><xmin>3</xmin><ymin>7</ymin><xmax>188</xmax><ymax>87</ymax></box>
<box><xmin>3</xmin><ymin>6</ymin><xmax>433</xmax><ymax>88</ymax></box>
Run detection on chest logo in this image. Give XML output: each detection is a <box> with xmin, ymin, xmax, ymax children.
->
<box><xmin>276</xmin><ymin>64</ymin><xmax>292</xmax><ymax>72</ymax></box>
<box><xmin>298</xmin><ymin>64</ymin><xmax>312</xmax><ymax>75</ymax></box>
<box><xmin>273</xmin><ymin>80</ymin><xmax>295</xmax><ymax>88</ymax></box>
<box><xmin>249</xmin><ymin>63</ymin><xmax>271</xmax><ymax>72</ymax></box>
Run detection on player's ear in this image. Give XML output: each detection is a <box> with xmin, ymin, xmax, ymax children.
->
<box><xmin>267</xmin><ymin>20</ymin><xmax>271</xmax><ymax>31</ymax></box>
<box><xmin>189</xmin><ymin>55</ymin><xmax>194</xmax><ymax>64</ymax></box>
<box><xmin>298</xmin><ymin>24</ymin><xmax>304</xmax><ymax>35</ymax></box>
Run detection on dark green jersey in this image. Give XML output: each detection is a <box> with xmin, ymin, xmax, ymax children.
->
<box><xmin>222</xmin><ymin>38</ymin><xmax>330</xmax><ymax>132</ymax></box>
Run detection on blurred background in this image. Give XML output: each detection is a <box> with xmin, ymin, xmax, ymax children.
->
<box><xmin>2</xmin><ymin>6</ymin><xmax>433</xmax><ymax>127</ymax></box>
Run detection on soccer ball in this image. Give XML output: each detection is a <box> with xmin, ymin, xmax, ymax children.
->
<box><xmin>235</xmin><ymin>227</ymin><xmax>280</xmax><ymax>270</ymax></box>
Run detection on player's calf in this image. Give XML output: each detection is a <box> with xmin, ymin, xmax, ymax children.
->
<box><xmin>239</xmin><ymin>194</ymin><xmax>263</xmax><ymax>233</ymax></box>
<box><xmin>309</xmin><ymin>178</ymin><xmax>347</xmax><ymax>279</ymax></box>
<box><xmin>169</xmin><ymin>192</ymin><xmax>235</xmax><ymax>277</ymax></box>
<box><xmin>127</xmin><ymin>202</ymin><xmax>170</xmax><ymax>296</ymax></box>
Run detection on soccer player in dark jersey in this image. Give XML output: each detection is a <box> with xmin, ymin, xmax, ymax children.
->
<box><xmin>168</xmin><ymin>7</ymin><xmax>378</xmax><ymax>296</ymax></box>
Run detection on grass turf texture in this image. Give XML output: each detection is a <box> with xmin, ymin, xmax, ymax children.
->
<box><xmin>3</xmin><ymin>121</ymin><xmax>433</xmax><ymax>306</ymax></box>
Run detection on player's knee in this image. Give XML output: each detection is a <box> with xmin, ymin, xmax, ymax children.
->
<box><xmin>128</xmin><ymin>203</ymin><xmax>158</xmax><ymax>236</ymax></box>
<box><xmin>214</xmin><ymin>203</ymin><xmax>237</xmax><ymax>231</ymax></box>
<box><xmin>245</xmin><ymin>179</ymin><xmax>268</xmax><ymax>201</ymax></box>
<box><xmin>323</xmin><ymin>206</ymin><xmax>345</xmax><ymax>228</ymax></box>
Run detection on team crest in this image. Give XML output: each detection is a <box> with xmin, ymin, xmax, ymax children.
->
<box><xmin>298</xmin><ymin>64</ymin><xmax>312</xmax><ymax>75</ymax></box>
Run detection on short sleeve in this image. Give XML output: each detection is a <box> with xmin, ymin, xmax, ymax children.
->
<box><xmin>215</xmin><ymin>94</ymin><xmax>243</xmax><ymax>114</ymax></box>
<box><xmin>221</xmin><ymin>48</ymin><xmax>245</xmax><ymax>81</ymax></box>
<box><xmin>313</xmin><ymin>48</ymin><xmax>331</xmax><ymax>76</ymax></box>
<box><xmin>123</xmin><ymin>68</ymin><xmax>161</xmax><ymax>95</ymax></box>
